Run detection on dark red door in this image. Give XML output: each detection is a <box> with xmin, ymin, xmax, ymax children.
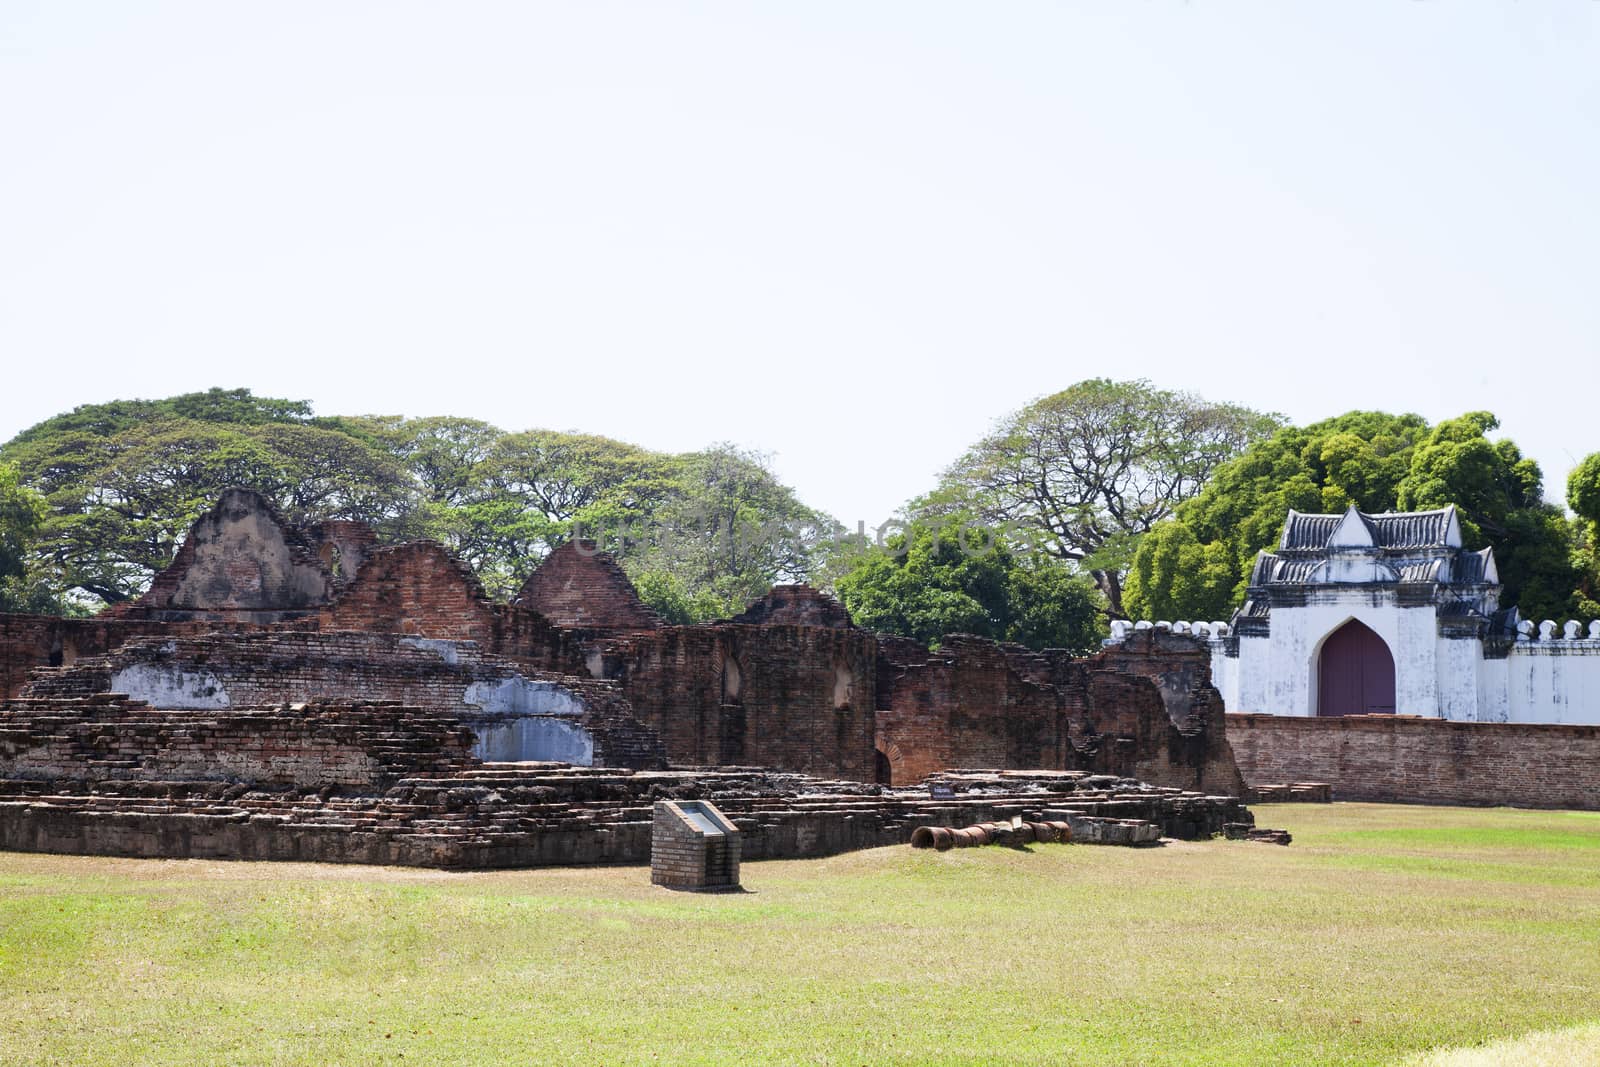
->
<box><xmin>1317</xmin><ymin>620</ymin><xmax>1396</xmax><ymax>716</ymax></box>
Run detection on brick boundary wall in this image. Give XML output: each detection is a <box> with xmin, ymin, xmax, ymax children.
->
<box><xmin>1226</xmin><ymin>713</ymin><xmax>1600</xmax><ymax>810</ymax></box>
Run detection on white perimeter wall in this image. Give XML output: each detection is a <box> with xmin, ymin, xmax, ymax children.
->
<box><xmin>1115</xmin><ymin>615</ymin><xmax>1600</xmax><ymax>725</ymax></box>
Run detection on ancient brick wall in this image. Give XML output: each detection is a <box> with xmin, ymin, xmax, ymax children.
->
<box><xmin>19</xmin><ymin>630</ymin><xmax>666</xmax><ymax>771</ymax></box>
<box><xmin>514</xmin><ymin>541</ymin><xmax>660</xmax><ymax>630</ymax></box>
<box><xmin>0</xmin><ymin>613</ymin><xmax>254</xmax><ymax>700</ymax></box>
<box><xmin>1057</xmin><ymin>633</ymin><xmax>1244</xmax><ymax>795</ymax></box>
<box><xmin>1227</xmin><ymin>713</ymin><xmax>1600</xmax><ymax>809</ymax></box>
<box><xmin>590</xmin><ymin>623</ymin><xmax>879</xmax><ymax>780</ymax></box>
<box><xmin>0</xmin><ymin>697</ymin><xmax>475</xmax><ymax>788</ymax></box>
<box><xmin>874</xmin><ymin>632</ymin><xmax>1242</xmax><ymax>794</ymax></box>
<box><xmin>114</xmin><ymin>489</ymin><xmax>336</xmax><ymax>623</ymax></box>
<box><xmin>0</xmin><ymin>614</ymin><xmax>62</xmax><ymax>700</ymax></box>
<box><xmin>874</xmin><ymin>636</ymin><xmax>1071</xmax><ymax>785</ymax></box>
<box><xmin>321</xmin><ymin>543</ymin><xmax>499</xmax><ymax>641</ymax></box>
<box><xmin>731</xmin><ymin>585</ymin><xmax>853</xmax><ymax>628</ymax></box>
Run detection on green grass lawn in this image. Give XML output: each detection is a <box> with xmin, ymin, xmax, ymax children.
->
<box><xmin>2</xmin><ymin>803</ymin><xmax>1599</xmax><ymax>1066</ymax></box>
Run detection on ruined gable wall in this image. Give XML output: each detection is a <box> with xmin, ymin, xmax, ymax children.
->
<box><xmin>320</xmin><ymin>542</ymin><xmax>498</xmax><ymax>642</ymax></box>
<box><xmin>731</xmin><ymin>585</ymin><xmax>854</xmax><ymax>628</ymax></box>
<box><xmin>117</xmin><ymin>489</ymin><xmax>335</xmax><ymax>622</ymax></box>
<box><xmin>515</xmin><ymin>541</ymin><xmax>660</xmax><ymax>631</ymax></box>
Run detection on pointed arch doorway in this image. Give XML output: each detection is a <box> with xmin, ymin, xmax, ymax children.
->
<box><xmin>1316</xmin><ymin>620</ymin><xmax>1396</xmax><ymax>716</ymax></box>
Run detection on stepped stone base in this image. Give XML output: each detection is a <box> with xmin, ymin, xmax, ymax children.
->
<box><xmin>0</xmin><ymin>765</ymin><xmax>1254</xmax><ymax>869</ymax></box>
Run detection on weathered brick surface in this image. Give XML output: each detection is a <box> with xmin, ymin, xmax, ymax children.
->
<box><xmin>587</xmin><ymin>623</ymin><xmax>879</xmax><ymax>780</ymax></box>
<box><xmin>0</xmin><ymin>765</ymin><xmax>1253</xmax><ymax>869</ymax></box>
<box><xmin>20</xmin><ymin>630</ymin><xmax>667</xmax><ymax>772</ymax></box>
<box><xmin>1227</xmin><ymin>713</ymin><xmax>1600</xmax><ymax>809</ymax></box>
<box><xmin>321</xmin><ymin>542</ymin><xmax>499</xmax><ymax>641</ymax></box>
<box><xmin>515</xmin><ymin>540</ymin><xmax>660</xmax><ymax>631</ymax></box>
<box><xmin>874</xmin><ymin>632</ymin><xmax>1241</xmax><ymax>795</ymax></box>
<box><xmin>112</xmin><ymin>489</ymin><xmax>338</xmax><ymax>623</ymax></box>
<box><xmin>731</xmin><ymin>585</ymin><xmax>853</xmax><ymax>628</ymax></box>
<box><xmin>0</xmin><ymin>697</ymin><xmax>475</xmax><ymax>788</ymax></box>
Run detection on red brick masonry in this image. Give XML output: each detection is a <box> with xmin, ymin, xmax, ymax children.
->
<box><xmin>1227</xmin><ymin>713</ymin><xmax>1600</xmax><ymax>810</ymax></box>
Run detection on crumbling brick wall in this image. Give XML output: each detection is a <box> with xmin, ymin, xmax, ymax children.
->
<box><xmin>112</xmin><ymin>488</ymin><xmax>337</xmax><ymax>623</ymax></box>
<box><xmin>20</xmin><ymin>630</ymin><xmax>667</xmax><ymax>771</ymax></box>
<box><xmin>731</xmin><ymin>585</ymin><xmax>853</xmax><ymax>628</ymax></box>
<box><xmin>874</xmin><ymin>632</ymin><xmax>1242</xmax><ymax>793</ymax></box>
<box><xmin>514</xmin><ymin>540</ymin><xmax>660</xmax><ymax>630</ymax></box>
<box><xmin>0</xmin><ymin>492</ymin><xmax>1243</xmax><ymax>793</ymax></box>
<box><xmin>588</xmin><ymin>623</ymin><xmax>879</xmax><ymax>780</ymax></box>
<box><xmin>321</xmin><ymin>543</ymin><xmax>499</xmax><ymax>641</ymax></box>
<box><xmin>0</xmin><ymin>697</ymin><xmax>475</xmax><ymax>788</ymax></box>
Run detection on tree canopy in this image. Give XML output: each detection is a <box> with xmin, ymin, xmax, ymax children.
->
<box><xmin>1124</xmin><ymin>410</ymin><xmax>1581</xmax><ymax>624</ymax></box>
<box><xmin>1568</xmin><ymin>453</ymin><xmax>1600</xmax><ymax>618</ymax></box>
<box><xmin>0</xmin><ymin>389</ymin><xmax>832</xmax><ymax>618</ymax></box>
<box><xmin>5</xmin><ymin>388</ymin><xmax>1593</xmax><ymax>631</ymax></box>
<box><xmin>0</xmin><ymin>462</ymin><xmax>49</xmax><ymax>612</ymax></box>
<box><xmin>934</xmin><ymin>379</ymin><xmax>1281</xmax><ymax>618</ymax></box>
<box><xmin>831</xmin><ymin>514</ymin><xmax>1105</xmax><ymax>654</ymax></box>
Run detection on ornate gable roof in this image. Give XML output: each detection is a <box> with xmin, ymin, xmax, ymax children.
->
<box><xmin>1279</xmin><ymin>505</ymin><xmax>1461</xmax><ymax>554</ymax></box>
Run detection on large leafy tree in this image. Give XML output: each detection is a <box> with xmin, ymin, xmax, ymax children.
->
<box><xmin>453</xmin><ymin>430</ymin><xmax>678</xmax><ymax>599</ymax></box>
<box><xmin>1566</xmin><ymin>453</ymin><xmax>1600</xmax><ymax>618</ymax></box>
<box><xmin>0</xmin><ymin>462</ymin><xmax>49</xmax><ymax>611</ymax></box>
<box><xmin>624</xmin><ymin>445</ymin><xmax>836</xmax><ymax>621</ymax></box>
<box><xmin>1124</xmin><ymin>411</ymin><xmax>1429</xmax><ymax>621</ymax></box>
<box><xmin>1125</xmin><ymin>410</ymin><xmax>1581</xmax><ymax>623</ymax></box>
<box><xmin>1395</xmin><ymin>413</ymin><xmax>1577</xmax><ymax>623</ymax></box>
<box><xmin>831</xmin><ymin>513</ymin><xmax>1104</xmax><ymax>654</ymax></box>
<box><xmin>937</xmin><ymin>379</ymin><xmax>1280</xmax><ymax>618</ymax></box>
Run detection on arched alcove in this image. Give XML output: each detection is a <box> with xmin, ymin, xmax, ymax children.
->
<box><xmin>1315</xmin><ymin>619</ymin><xmax>1396</xmax><ymax>716</ymax></box>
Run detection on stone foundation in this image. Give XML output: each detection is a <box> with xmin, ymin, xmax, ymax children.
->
<box><xmin>0</xmin><ymin>763</ymin><xmax>1253</xmax><ymax>869</ymax></box>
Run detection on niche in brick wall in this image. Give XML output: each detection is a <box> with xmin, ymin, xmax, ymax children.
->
<box><xmin>722</xmin><ymin>652</ymin><xmax>743</xmax><ymax>704</ymax></box>
<box><xmin>833</xmin><ymin>663</ymin><xmax>854</xmax><ymax>710</ymax></box>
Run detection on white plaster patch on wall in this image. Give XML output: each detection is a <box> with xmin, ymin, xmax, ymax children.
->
<box><xmin>110</xmin><ymin>664</ymin><xmax>232</xmax><ymax>709</ymax></box>
<box><xmin>463</xmin><ymin>677</ymin><xmax>585</xmax><ymax>718</ymax></box>
<box><xmin>472</xmin><ymin>717</ymin><xmax>595</xmax><ymax>764</ymax></box>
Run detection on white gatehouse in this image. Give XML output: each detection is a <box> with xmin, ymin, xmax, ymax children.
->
<box><xmin>1109</xmin><ymin>505</ymin><xmax>1600</xmax><ymax>724</ymax></box>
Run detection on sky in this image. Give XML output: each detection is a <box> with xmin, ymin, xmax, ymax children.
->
<box><xmin>2</xmin><ymin>2</ymin><xmax>1597</xmax><ymax>527</ymax></box>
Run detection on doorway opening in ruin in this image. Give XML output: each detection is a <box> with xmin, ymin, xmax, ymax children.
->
<box><xmin>873</xmin><ymin>747</ymin><xmax>892</xmax><ymax>785</ymax></box>
<box><xmin>1314</xmin><ymin>619</ymin><xmax>1396</xmax><ymax>716</ymax></box>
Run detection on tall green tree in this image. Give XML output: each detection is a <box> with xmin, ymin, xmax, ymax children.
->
<box><xmin>1566</xmin><ymin>453</ymin><xmax>1600</xmax><ymax>618</ymax></box>
<box><xmin>0</xmin><ymin>462</ymin><xmax>49</xmax><ymax>611</ymax></box>
<box><xmin>937</xmin><ymin>379</ymin><xmax>1280</xmax><ymax>618</ymax></box>
<box><xmin>3</xmin><ymin>393</ymin><xmax>840</xmax><ymax>617</ymax></box>
<box><xmin>1395</xmin><ymin>412</ymin><xmax>1577</xmax><ymax>623</ymax></box>
<box><xmin>1124</xmin><ymin>411</ymin><xmax>1429</xmax><ymax>621</ymax></box>
<box><xmin>832</xmin><ymin>514</ymin><xmax>1104</xmax><ymax>653</ymax></box>
<box><xmin>457</xmin><ymin>430</ymin><xmax>678</xmax><ymax>599</ymax></box>
<box><xmin>623</xmin><ymin>445</ymin><xmax>836</xmax><ymax>621</ymax></box>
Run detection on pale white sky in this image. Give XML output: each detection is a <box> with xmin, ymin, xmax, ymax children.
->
<box><xmin>2</xmin><ymin>2</ymin><xmax>1596</xmax><ymax>524</ymax></box>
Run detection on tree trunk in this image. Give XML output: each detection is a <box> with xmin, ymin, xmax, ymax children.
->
<box><xmin>1091</xmin><ymin>568</ymin><xmax>1125</xmax><ymax>620</ymax></box>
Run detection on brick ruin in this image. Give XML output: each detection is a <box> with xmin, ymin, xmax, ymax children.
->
<box><xmin>0</xmin><ymin>489</ymin><xmax>1255</xmax><ymax>867</ymax></box>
